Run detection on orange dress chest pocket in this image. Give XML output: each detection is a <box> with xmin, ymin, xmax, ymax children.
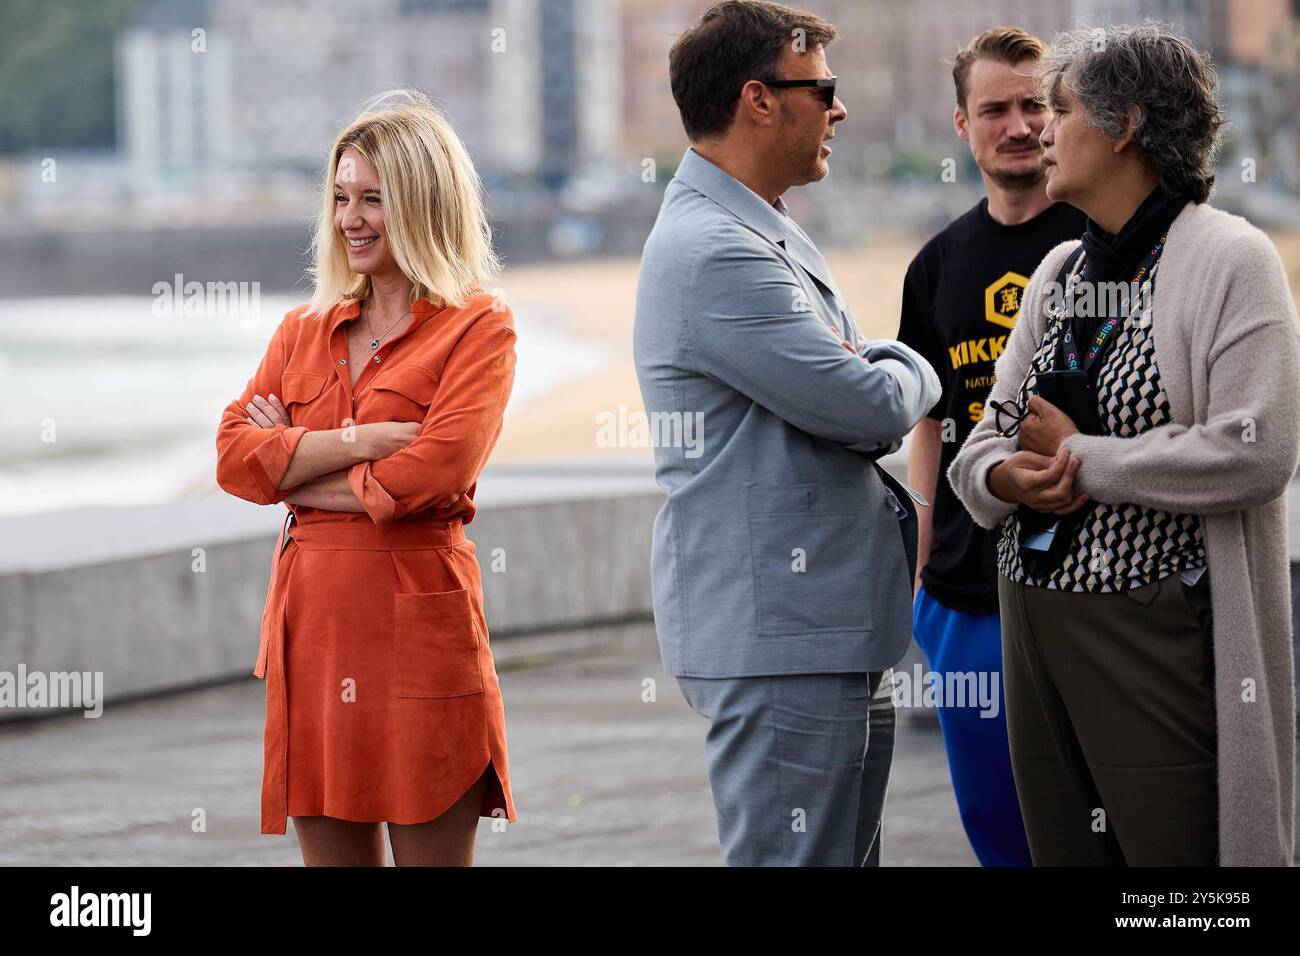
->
<box><xmin>392</xmin><ymin>587</ymin><xmax>485</xmax><ymax>698</ymax></box>
<box><xmin>366</xmin><ymin>363</ymin><xmax>440</xmax><ymax>420</ymax></box>
<box><xmin>281</xmin><ymin>370</ymin><xmax>327</xmax><ymax>408</ymax></box>
<box><xmin>278</xmin><ymin>369</ymin><xmax>329</xmax><ymax>429</ymax></box>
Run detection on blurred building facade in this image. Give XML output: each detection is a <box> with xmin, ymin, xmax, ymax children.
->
<box><xmin>5</xmin><ymin>0</ymin><xmax>1294</xmax><ymax>228</ymax></box>
<box><xmin>116</xmin><ymin>0</ymin><xmax>625</xmax><ymax>197</ymax></box>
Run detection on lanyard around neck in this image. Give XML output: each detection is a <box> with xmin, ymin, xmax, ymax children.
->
<box><xmin>1057</xmin><ymin>230</ymin><xmax>1170</xmax><ymax>374</ymax></box>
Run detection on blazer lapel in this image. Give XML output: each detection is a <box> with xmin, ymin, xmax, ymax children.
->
<box><xmin>778</xmin><ymin>224</ymin><xmax>859</xmax><ymax>346</ymax></box>
<box><xmin>781</xmin><ymin>223</ymin><xmax>841</xmax><ymax>301</ymax></box>
<box><xmin>673</xmin><ymin>147</ymin><xmax>858</xmax><ymax>346</ymax></box>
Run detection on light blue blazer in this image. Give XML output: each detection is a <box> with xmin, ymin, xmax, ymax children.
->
<box><xmin>633</xmin><ymin>147</ymin><xmax>941</xmax><ymax>678</ymax></box>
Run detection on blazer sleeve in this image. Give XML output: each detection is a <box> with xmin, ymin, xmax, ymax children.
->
<box><xmin>347</xmin><ymin>318</ymin><xmax>517</xmax><ymax>523</ymax></box>
<box><xmin>948</xmin><ymin>241</ymin><xmax>1076</xmax><ymax>529</ymax></box>
<box><xmin>841</xmin><ymin>338</ymin><xmax>941</xmax><ymax>456</ymax></box>
<box><xmin>683</xmin><ymin>238</ymin><xmax>940</xmax><ymax>447</ymax></box>
<box><xmin>1061</xmin><ymin>231</ymin><xmax>1300</xmax><ymax>515</ymax></box>
<box><xmin>215</xmin><ymin>311</ymin><xmax>310</xmax><ymax>505</ymax></box>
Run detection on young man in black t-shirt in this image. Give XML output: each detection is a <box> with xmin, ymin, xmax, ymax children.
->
<box><xmin>897</xmin><ymin>28</ymin><xmax>1086</xmax><ymax>867</ymax></box>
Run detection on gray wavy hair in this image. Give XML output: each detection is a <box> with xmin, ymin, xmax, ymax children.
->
<box><xmin>1037</xmin><ymin>20</ymin><xmax>1226</xmax><ymax>202</ymax></box>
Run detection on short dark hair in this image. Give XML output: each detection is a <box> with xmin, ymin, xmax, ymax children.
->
<box><xmin>951</xmin><ymin>26</ymin><xmax>1047</xmax><ymax>111</ymax></box>
<box><xmin>669</xmin><ymin>0</ymin><xmax>838</xmax><ymax>141</ymax></box>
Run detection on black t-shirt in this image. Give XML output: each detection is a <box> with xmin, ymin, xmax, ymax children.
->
<box><xmin>897</xmin><ymin>198</ymin><xmax>1086</xmax><ymax>613</ymax></box>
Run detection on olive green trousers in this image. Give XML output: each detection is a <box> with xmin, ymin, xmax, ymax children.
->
<box><xmin>997</xmin><ymin>570</ymin><xmax>1217</xmax><ymax>866</ymax></box>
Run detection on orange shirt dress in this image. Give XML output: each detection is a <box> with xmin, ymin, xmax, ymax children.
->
<box><xmin>214</xmin><ymin>293</ymin><xmax>518</xmax><ymax>834</ymax></box>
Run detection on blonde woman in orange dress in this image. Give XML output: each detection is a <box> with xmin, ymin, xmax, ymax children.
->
<box><xmin>216</xmin><ymin>90</ymin><xmax>518</xmax><ymax>866</ymax></box>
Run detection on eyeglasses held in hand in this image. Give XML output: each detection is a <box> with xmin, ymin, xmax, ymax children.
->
<box><xmin>760</xmin><ymin>76</ymin><xmax>837</xmax><ymax>110</ymax></box>
<box><xmin>990</xmin><ymin>371</ymin><xmax>1038</xmax><ymax>438</ymax></box>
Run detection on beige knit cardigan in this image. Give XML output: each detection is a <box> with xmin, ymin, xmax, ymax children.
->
<box><xmin>949</xmin><ymin>200</ymin><xmax>1300</xmax><ymax>866</ymax></box>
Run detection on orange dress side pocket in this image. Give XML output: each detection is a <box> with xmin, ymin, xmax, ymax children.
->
<box><xmin>392</xmin><ymin>588</ymin><xmax>485</xmax><ymax>698</ymax></box>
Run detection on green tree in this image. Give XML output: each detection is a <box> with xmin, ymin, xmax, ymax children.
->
<box><xmin>0</xmin><ymin>0</ymin><xmax>148</xmax><ymax>153</ymax></box>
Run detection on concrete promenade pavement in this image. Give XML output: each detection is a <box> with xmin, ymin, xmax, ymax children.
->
<box><xmin>0</xmin><ymin>625</ymin><xmax>977</xmax><ymax>866</ymax></box>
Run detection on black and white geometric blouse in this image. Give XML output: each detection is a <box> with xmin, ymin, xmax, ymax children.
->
<box><xmin>997</xmin><ymin>260</ymin><xmax>1208</xmax><ymax>591</ymax></box>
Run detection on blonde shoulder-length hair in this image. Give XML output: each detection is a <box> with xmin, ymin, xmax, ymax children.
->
<box><xmin>305</xmin><ymin>89</ymin><xmax>501</xmax><ymax>316</ymax></box>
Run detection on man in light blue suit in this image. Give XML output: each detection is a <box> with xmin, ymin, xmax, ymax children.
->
<box><xmin>633</xmin><ymin>1</ymin><xmax>941</xmax><ymax>866</ymax></box>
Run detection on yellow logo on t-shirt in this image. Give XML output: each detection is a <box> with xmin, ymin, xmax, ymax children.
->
<box><xmin>984</xmin><ymin>271</ymin><xmax>1029</xmax><ymax>330</ymax></box>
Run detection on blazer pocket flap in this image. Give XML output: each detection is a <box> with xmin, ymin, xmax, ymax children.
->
<box><xmin>746</xmin><ymin>480</ymin><xmax>861</xmax><ymax>515</ymax></box>
<box><xmin>392</xmin><ymin>588</ymin><xmax>483</xmax><ymax>698</ymax></box>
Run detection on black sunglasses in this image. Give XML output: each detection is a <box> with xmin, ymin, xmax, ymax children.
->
<box><xmin>760</xmin><ymin>76</ymin><xmax>837</xmax><ymax>110</ymax></box>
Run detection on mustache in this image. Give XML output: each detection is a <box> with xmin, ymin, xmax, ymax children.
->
<box><xmin>999</xmin><ymin>140</ymin><xmax>1041</xmax><ymax>152</ymax></box>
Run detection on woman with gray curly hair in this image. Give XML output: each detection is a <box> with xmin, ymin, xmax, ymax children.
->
<box><xmin>950</xmin><ymin>21</ymin><xmax>1300</xmax><ymax>866</ymax></box>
